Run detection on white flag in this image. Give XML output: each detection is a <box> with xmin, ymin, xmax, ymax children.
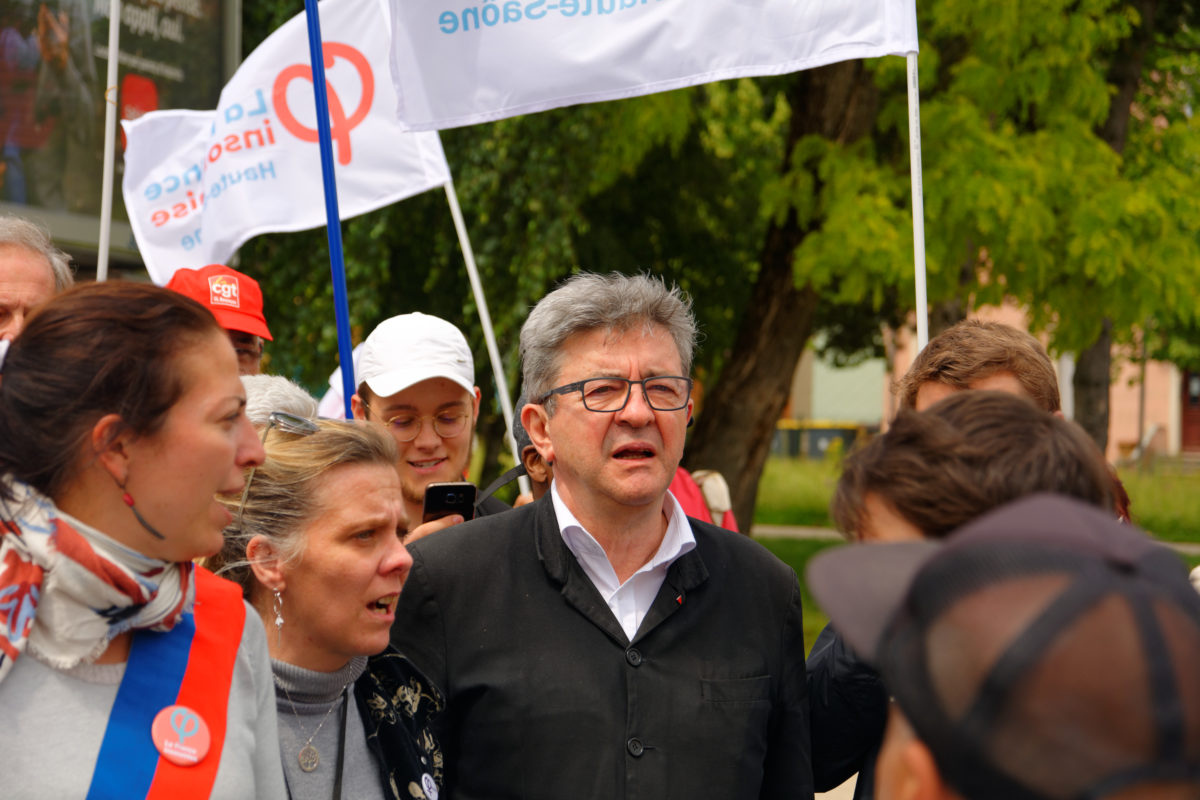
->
<box><xmin>389</xmin><ymin>0</ymin><xmax>919</xmax><ymax>131</ymax></box>
<box><xmin>123</xmin><ymin>0</ymin><xmax>451</xmax><ymax>285</ymax></box>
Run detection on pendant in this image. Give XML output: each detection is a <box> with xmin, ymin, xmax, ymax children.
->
<box><xmin>298</xmin><ymin>744</ymin><xmax>320</xmax><ymax>773</ymax></box>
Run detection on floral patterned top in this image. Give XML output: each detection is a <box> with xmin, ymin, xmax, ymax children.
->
<box><xmin>354</xmin><ymin>646</ymin><xmax>445</xmax><ymax>800</ymax></box>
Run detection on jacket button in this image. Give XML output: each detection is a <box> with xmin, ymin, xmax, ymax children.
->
<box><xmin>625</xmin><ymin>648</ymin><xmax>643</xmax><ymax>667</ymax></box>
<box><xmin>626</xmin><ymin>738</ymin><xmax>644</xmax><ymax>757</ymax></box>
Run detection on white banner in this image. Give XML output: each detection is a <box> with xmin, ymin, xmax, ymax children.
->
<box><xmin>123</xmin><ymin>0</ymin><xmax>451</xmax><ymax>285</ymax></box>
<box><xmin>389</xmin><ymin>0</ymin><xmax>919</xmax><ymax>131</ymax></box>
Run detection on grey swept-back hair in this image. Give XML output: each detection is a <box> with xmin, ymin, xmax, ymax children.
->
<box><xmin>519</xmin><ymin>272</ymin><xmax>697</xmax><ymax>409</ymax></box>
<box><xmin>0</xmin><ymin>216</ymin><xmax>74</xmax><ymax>291</ymax></box>
<box><xmin>241</xmin><ymin>374</ymin><xmax>319</xmax><ymax>427</ymax></box>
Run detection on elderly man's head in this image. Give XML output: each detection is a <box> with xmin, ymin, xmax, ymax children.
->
<box><xmin>0</xmin><ymin>217</ymin><xmax>72</xmax><ymax>341</ymax></box>
<box><xmin>519</xmin><ymin>273</ymin><xmax>697</xmax><ymax>520</ymax></box>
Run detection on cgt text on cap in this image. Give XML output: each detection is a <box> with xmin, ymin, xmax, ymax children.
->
<box><xmin>165</xmin><ymin>264</ymin><xmax>272</xmax><ymax>341</ymax></box>
<box><xmin>357</xmin><ymin>312</ymin><xmax>474</xmax><ymax>398</ymax></box>
<box><xmin>807</xmin><ymin>493</ymin><xmax>1200</xmax><ymax>800</ymax></box>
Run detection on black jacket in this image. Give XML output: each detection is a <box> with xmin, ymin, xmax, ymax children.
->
<box><xmin>391</xmin><ymin>496</ymin><xmax>814</xmax><ymax>800</ymax></box>
<box><xmin>807</xmin><ymin>622</ymin><xmax>889</xmax><ymax>799</ymax></box>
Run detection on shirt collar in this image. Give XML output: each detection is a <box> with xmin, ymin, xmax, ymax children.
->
<box><xmin>550</xmin><ymin>479</ymin><xmax>696</xmax><ymax>579</ymax></box>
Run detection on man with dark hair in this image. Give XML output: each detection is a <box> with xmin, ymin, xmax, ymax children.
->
<box><xmin>809</xmin><ymin>494</ymin><xmax>1200</xmax><ymax>800</ymax></box>
<box><xmin>832</xmin><ymin>392</ymin><xmax>1113</xmax><ymax>542</ymax></box>
<box><xmin>811</xmin><ymin>392</ymin><xmax>1117</xmax><ymax>799</ymax></box>
<box><xmin>895</xmin><ymin>319</ymin><xmax>1061</xmax><ymax>413</ymax></box>
<box><xmin>0</xmin><ymin>215</ymin><xmax>72</xmax><ymax>341</ymax></box>
<box><xmin>391</xmin><ymin>272</ymin><xmax>812</xmax><ymax>799</ymax></box>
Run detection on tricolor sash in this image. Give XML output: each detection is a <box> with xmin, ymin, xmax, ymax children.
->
<box><xmin>86</xmin><ymin>568</ymin><xmax>246</xmax><ymax>800</ymax></box>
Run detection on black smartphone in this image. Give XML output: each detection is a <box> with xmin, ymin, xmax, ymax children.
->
<box><xmin>422</xmin><ymin>481</ymin><xmax>477</xmax><ymax>523</ymax></box>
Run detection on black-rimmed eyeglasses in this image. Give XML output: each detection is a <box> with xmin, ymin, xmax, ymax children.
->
<box><xmin>236</xmin><ymin>411</ymin><xmax>319</xmax><ymax>529</ymax></box>
<box><xmin>540</xmin><ymin>376</ymin><xmax>693</xmax><ymax>413</ymax></box>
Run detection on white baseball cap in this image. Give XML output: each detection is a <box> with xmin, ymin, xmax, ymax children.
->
<box><xmin>357</xmin><ymin>313</ymin><xmax>475</xmax><ymax>398</ymax></box>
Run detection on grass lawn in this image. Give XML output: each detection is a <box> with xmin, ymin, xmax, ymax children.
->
<box><xmin>753</xmin><ymin>458</ymin><xmax>839</xmax><ymax>528</ymax></box>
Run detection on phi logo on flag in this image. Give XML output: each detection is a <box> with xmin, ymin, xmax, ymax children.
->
<box><xmin>208</xmin><ymin>275</ymin><xmax>241</xmax><ymax>308</ymax></box>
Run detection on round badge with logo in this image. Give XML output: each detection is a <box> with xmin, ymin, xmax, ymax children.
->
<box><xmin>151</xmin><ymin>705</ymin><xmax>211</xmax><ymax>766</ymax></box>
<box><xmin>421</xmin><ymin>773</ymin><xmax>439</xmax><ymax>800</ymax></box>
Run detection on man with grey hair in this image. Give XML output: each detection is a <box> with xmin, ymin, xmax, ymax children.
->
<box><xmin>391</xmin><ymin>272</ymin><xmax>813</xmax><ymax>799</ymax></box>
<box><xmin>0</xmin><ymin>215</ymin><xmax>72</xmax><ymax>340</ymax></box>
<box><xmin>240</xmin><ymin>374</ymin><xmax>319</xmax><ymax>427</ymax></box>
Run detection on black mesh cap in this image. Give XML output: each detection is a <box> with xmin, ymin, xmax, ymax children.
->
<box><xmin>807</xmin><ymin>493</ymin><xmax>1200</xmax><ymax>799</ymax></box>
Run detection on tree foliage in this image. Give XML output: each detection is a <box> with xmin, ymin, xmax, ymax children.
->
<box><xmin>239</xmin><ymin>0</ymin><xmax>1200</xmax><ymax>517</ymax></box>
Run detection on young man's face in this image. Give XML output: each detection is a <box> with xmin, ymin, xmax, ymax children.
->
<box><xmin>856</xmin><ymin>492</ymin><xmax>926</xmax><ymax>543</ymax></box>
<box><xmin>914</xmin><ymin>370</ymin><xmax>1027</xmax><ymax>412</ymax></box>
<box><xmin>355</xmin><ymin>377</ymin><xmax>480</xmax><ymax>509</ymax></box>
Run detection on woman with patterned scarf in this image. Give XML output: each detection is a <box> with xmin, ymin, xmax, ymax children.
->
<box><xmin>211</xmin><ymin>416</ymin><xmax>444</xmax><ymax>800</ymax></box>
<box><xmin>0</xmin><ymin>282</ymin><xmax>285</xmax><ymax>798</ymax></box>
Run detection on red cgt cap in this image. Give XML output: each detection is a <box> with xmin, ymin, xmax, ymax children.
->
<box><xmin>165</xmin><ymin>264</ymin><xmax>272</xmax><ymax>341</ymax></box>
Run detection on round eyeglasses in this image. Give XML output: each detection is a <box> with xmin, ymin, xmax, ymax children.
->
<box><xmin>540</xmin><ymin>376</ymin><xmax>693</xmax><ymax>413</ymax></box>
<box><xmin>363</xmin><ymin>402</ymin><xmax>470</xmax><ymax>442</ymax></box>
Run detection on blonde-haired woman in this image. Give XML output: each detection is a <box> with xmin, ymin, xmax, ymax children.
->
<box><xmin>216</xmin><ymin>416</ymin><xmax>442</xmax><ymax>800</ymax></box>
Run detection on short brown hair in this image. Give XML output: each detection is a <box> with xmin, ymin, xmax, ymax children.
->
<box><xmin>896</xmin><ymin>320</ymin><xmax>1060</xmax><ymax>412</ymax></box>
<box><xmin>832</xmin><ymin>391</ymin><xmax>1112</xmax><ymax>540</ymax></box>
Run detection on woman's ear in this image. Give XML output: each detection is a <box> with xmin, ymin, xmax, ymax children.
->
<box><xmin>247</xmin><ymin>534</ymin><xmax>286</xmax><ymax>591</ymax></box>
<box><xmin>91</xmin><ymin>413</ymin><xmax>132</xmax><ymax>483</ymax></box>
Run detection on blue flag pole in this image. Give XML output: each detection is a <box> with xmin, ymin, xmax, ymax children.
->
<box><xmin>303</xmin><ymin>0</ymin><xmax>357</xmax><ymax>419</ymax></box>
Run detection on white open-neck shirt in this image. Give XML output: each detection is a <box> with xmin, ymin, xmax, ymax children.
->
<box><xmin>551</xmin><ymin>481</ymin><xmax>696</xmax><ymax>641</ymax></box>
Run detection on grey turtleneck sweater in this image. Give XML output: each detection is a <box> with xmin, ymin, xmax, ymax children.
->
<box><xmin>272</xmin><ymin>656</ymin><xmax>386</xmax><ymax>800</ymax></box>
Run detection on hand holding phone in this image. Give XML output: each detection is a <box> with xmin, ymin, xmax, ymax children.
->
<box><xmin>422</xmin><ymin>481</ymin><xmax>477</xmax><ymax>524</ymax></box>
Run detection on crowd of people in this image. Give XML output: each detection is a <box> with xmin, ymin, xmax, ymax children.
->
<box><xmin>0</xmin><ymin>213</ymin><xmax>1198</xmax><ymax>799</ymax></box>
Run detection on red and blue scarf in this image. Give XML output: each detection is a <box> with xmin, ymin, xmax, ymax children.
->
<box><xmin>1</xmin><ymin>478</ymin><xmax>245</xmax><ymax>799</ymax></box>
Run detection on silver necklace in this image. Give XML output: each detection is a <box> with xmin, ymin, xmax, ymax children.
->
<box><xmin>275</xmin><ymin>677</ymin><xmax>351</xmax><ymax>773</ymax></box>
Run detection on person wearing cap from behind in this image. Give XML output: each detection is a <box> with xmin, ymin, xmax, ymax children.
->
<box><xmin>351</xmin><ymin>312</ymin><xmax>508</xmax><ymax>539</ymax></box>
<box><xmin>807</xmin><ymin>494</ymin><xmax>1200</xmax><ymax>800</ymax></box>
<box><xmin>165</xmin><ymin>264</ymin><xmax>273</xmax><ymax>375</ymax></box>
<box><xmin>810</xmin><ymin>391</ymin><xmax>1117</xmax><ymax>800</ymax></box>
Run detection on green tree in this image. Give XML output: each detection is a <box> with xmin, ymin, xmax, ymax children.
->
<box><xmin>240</xmin><ymin>0</ymin><xmax>1200</xmax><ymax>523</ymax></box>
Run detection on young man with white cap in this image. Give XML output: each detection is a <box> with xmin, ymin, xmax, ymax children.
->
<box><xmin>351</xmin><ymin>312</ymin><xmax>507</xmax><ymax>535</ymax></box>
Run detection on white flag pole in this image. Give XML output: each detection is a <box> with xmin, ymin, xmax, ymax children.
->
<box><xmin>906</xmin><ymin>51</ymin><xmax>929</xmax><ymax>351</ymax></box>
<box><xmin>443</xmin><ymin>178</ymin><xmax>531</xmax><ymax>496</ymax></box>
<box><xmin>96</xmin><ymin>0</ymin><xmax>122</xmax><ymax>282</ymax></box>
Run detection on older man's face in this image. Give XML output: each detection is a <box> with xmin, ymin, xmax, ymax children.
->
<box><xmin>0</xmin><ymin>245</ymin><xmax>55</xmax><ymax>341</ymax></box>
<box><xmin>536</xmin><ymin>324</ymin><xmax>692</xmax><ymax>517</ymax></box>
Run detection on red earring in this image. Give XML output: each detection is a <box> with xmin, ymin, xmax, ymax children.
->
<box><xmin>117</xmin><ymin>480</ymin><xmax>165</xmax><ymax>540</ymax></box>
